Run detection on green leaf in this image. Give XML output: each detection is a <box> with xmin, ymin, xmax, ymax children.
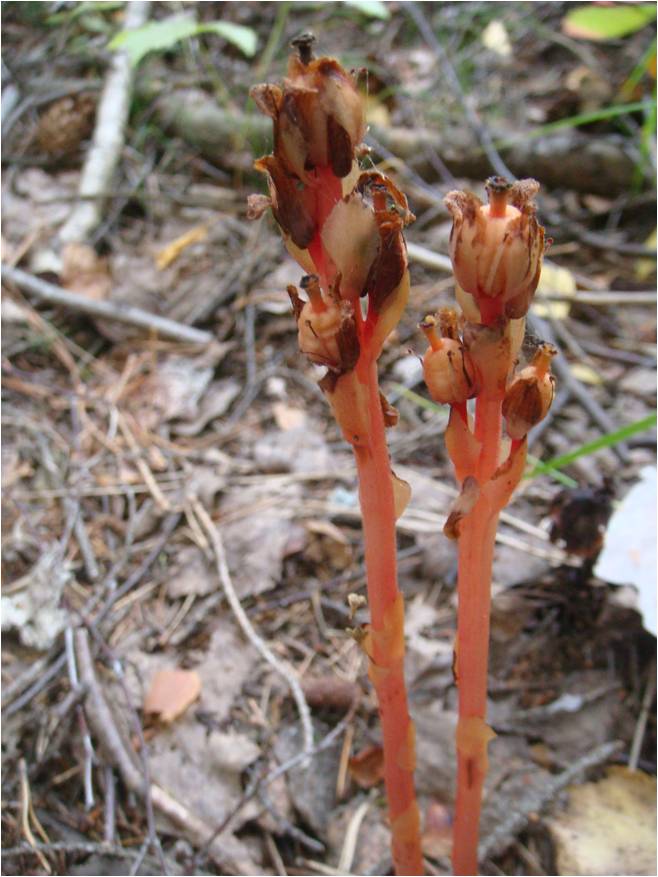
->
<box><xmin>109</xmin><ymin>14</ymin><xmax>198</xmax><ymax>64</ymax></box>
<box><xmin>563</xmin><ymin>4</ymin><xmax>656</xmax><ymax>41</ymax></box>
<box><xmin>196</xmin><ymin>21</ymin><xmax>258</xmax><ymax>58</ymax></box>
<box><xmin>526</xmin><ymin>454</ymin><xmax>578</xmax><ymax>488</ymax></box>
<box><xmin>109</xmin><ymin>14</ymin><xmax>257</xmax><ymax>66</ymax></box>
<box><xmin>344</xmin><ymin>0</ymin><xmax>391</xmax><ymax>21</ymax></box>
<box><xmin>525</xmin><ymin>414</ymin><xmax>657</xmax><ymax>479</ymax></box>
<box><xmin>47</xmin><ymin>1</ymin><xmax>124</xmax><ymax>25</ymax></box>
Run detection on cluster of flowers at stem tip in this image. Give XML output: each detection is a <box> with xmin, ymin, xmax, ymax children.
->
<box><xmin>420</xmin><ymin>177</ymin><xmax>556</xmax><ymax>523</ymax></box>
<box><xmin>248</xmin><ymin>33</ymin><xmax>414</xmax><ymax>446</ymax></box>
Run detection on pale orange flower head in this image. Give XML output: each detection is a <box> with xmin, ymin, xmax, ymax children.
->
<box><xmin>445</xmin><ymin>177</ymin><xmax>545</xmax><ymax>323</ymax></box>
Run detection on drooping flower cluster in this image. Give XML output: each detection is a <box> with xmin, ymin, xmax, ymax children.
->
<box><xmin>445</xmin><ymin>176</ymin><xmax>545</xmax><ymax>324</ymax></box>
<box><xmin>422</xmin><ymin>177</ymin><xmax>554</xmax><ymax>475</ymax></box>
<box><xmin>249</xmin><ymin>36</ymin><xmax>414</xmax><ymax>445</ymax></box>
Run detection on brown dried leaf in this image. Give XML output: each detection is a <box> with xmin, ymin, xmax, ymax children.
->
<box><xmin>348</xmin><ymin>744</ymin><xmax>385</xmax><ymax>788</ymax></box>
<box><xmin>421</xmin><ymin>800</ymin><xmax>453</xmax><ymax>860</ymax></box>
<box><xmin>60</xmin><ymin>242</ymin><xmax>112</xmax><ymax>302</ymax></box>
<box><xmin>547</xmin><ymin>766</ymin><xmax>657</xmax><ymax>876</ymax></box>
<box><xmin>166</xmin><ymin>546</ymin><xmax>216</xmax><ymax>599</ymax></box>
<box><xmin>221</xmin><ymin>483</ymin><xmax>303</xmax><ymax>597</ymax></box>
<box><xmin>301</xmin><ymin>676</ymin><xmax>360</xmax><ymax>712</ymax></box>
<box><xmin>305</xmin><ymin>518</ymin><xmax>353</xmax><ymax>570</ymax></box>
<box><xmin>143</xmin><ymin>669</ymin><xmax>201</xmax><ymax>723</ymax></box>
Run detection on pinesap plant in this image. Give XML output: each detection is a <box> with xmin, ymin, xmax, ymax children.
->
<box><xmin>250</xmin><ymin>36</ymin><xmax>556</xmax><ymax>875</ymax></box>
<box><xmin>421</xmin><ymin>176</ymin><xmax>555</xmax><ymax>875</ymax></box>
<box><xmin>249</xmin><ymin>35</ymin><xmax>424</xmax><ymax>875</ymax></box>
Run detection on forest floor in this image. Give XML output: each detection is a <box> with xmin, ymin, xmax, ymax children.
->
<box><xmin>2</xmin><ymin>3</ymin><xmax>656</xmax><ymax>876</ymax></box>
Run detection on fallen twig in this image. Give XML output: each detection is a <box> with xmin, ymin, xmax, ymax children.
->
<box><xmin>151</xmin><ymin>87</ymin><xmax>641</xmax><ymax>197</ymax></box>
<box><xmin>193</xmin><ymin>499</ymin><xmax>314</xmax><ymax>757</ymax></box>
<box><xmin>58</xmin><ymin>1</ymin><xmax>150</xmax><ymax>244</ymax></box>
<box><xmin>2</xmin><ymin>840</ymin><xmax>177</xmax><ymax>875</ymax></box>
<box><xmin>2</xmin><ymin>265</ymin><xmax>213</xmax><ymax>345</ymax></box>
<box><xmin>74</xmin><ymin>628</ymin><xmax>256</xmax><ymax>875</ymax></box>
<box><xmin>629</xmin><ymin>659</ymin><xmax>656</xmax><ymax>771</ymax></box>
<box><xmin>116</xmin><ymin>412</ymin><xmax>171</xmax><ymax>512</ymax></box>
<box><xmin>479</xmin><ymin>740</ymin><xmax>622</xmax><ymax>860</ymax></box>
<box><xmin>406</xmin><ymin>242</ymin><xmax>657</xmax><ymax>304</ymax></box>
<box><xmin>64</xmin><ymin>628</ymin><xmax>95</xmax><ymax>810</ymax></box>
<box><xmin>338</xmin><ymin>797</ymin><xmax>372</xmax><ymax>874</ymax></box>
<box><xmin>406</xmin><ymin>241</ymin><xmax>453</xmax><ymax>273</ymax></box>
<box><xmin>3</xmin><ymin>653</ymin><xmax>68</xmax><ymax>718</ymax></box>
<box><xmin>19</xmin><ymin>758</ymin><xmax>51</xmax><ymax>874</ymax></box>
<box><xmin>93</xmin><ymin>511</ymin><xmax>181</xmax><ymax>628</ymax></box>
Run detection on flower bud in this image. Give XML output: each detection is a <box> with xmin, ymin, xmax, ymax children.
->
<box><xmin>289</xmin><ymin>275</ymin><xmax>360</xmax><ymax>373</ymax></box>
<box><xmin>502</xmin><ymin>343</ymin><xmax>557</xmax><ymax>439</ymax></box>
<box><xmin>444</xmin><ymin>177</ymin><xmax>545</xmax><ymax>322</ymax></box>
<box><xmin>421</xmin><ymin>311</ymin><xmax>476</xmax><ymax>406</ymax></box>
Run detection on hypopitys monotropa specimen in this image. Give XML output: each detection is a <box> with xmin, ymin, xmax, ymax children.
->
<box><xmin>420</xmin><ymin>176</ymin><xmax>555</xmax><ymax>875</ymax></box>
<box><xmin>249</xmin><ymin>35</ymin><xmax>423</xmax><ymax>875</ymax></box>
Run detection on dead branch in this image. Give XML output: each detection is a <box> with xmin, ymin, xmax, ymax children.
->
<box><xmin>193</xmin><ymin>499</ymin><xmax>315</xmax><ymax>758</ymax></box>
<box><xmin>151</xmin><ymin>87</ymin><xmax>641</xmax><ymax>197</ymax></box>
<box><xmin>74</xmin><ymin>628</ymin><xmax>257</xmax><ymax>875</ymax></box>
<box><xmin>58</xmin><ymin>1</ymin><xmax>151</xmax><ymax>244</ymax></box>
<box><xmin>479</xmin><ymin>739</ymin><xmax>622</xmax><ymax>860</ymax></box>
<box><xmin>1</xmin><ymin>265</ymin><xmax>213</xmax><ymax>345</ymax></box>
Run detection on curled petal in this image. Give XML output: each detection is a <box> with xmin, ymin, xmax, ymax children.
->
<box><xmin>249</xmin><ymin>83</ymin><xmax>282</xmax><ymax>119</ymax></box>
<box><xmin>246</xmin><ymin>193</ymin><xmax>271</xmax><ymax>221</ymax></box>
<box><xmin>254</xmin><ymin>155</ymin><xmax>316</xmax><ymax>248</ymax></box>
<box><xmin>502</xmin><ymin>343</ymin><xmax>556</xmax><ymax>439</ymax></box>
<box><xmin>444</xmin><ymin>476</ymin><xmax>480</xmax><ymax>540</ymax></box>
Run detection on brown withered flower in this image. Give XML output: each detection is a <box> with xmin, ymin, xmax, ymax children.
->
<box><xmin>251</xmin><ymin>36</ymin><xmax>364</xmax><ymax>182</ymax></box>
<box><xmin>502</xmin><ymin>342</ymin><xmax>557</xmax><ymax>439</ymax></box>
<box><xmin>251</xmin><ymin>35</ymin><xmax>365</xmax><ymax>256</ymax></box>
<box><xmin>444</xmin><ymin>177</ymin><xmax>545</xmax><ymax>324</ymax></box>
<box><xmin>252</xmin><ymin>41</ymin><xmax>414</xmax><ymax>384</ymax></box>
